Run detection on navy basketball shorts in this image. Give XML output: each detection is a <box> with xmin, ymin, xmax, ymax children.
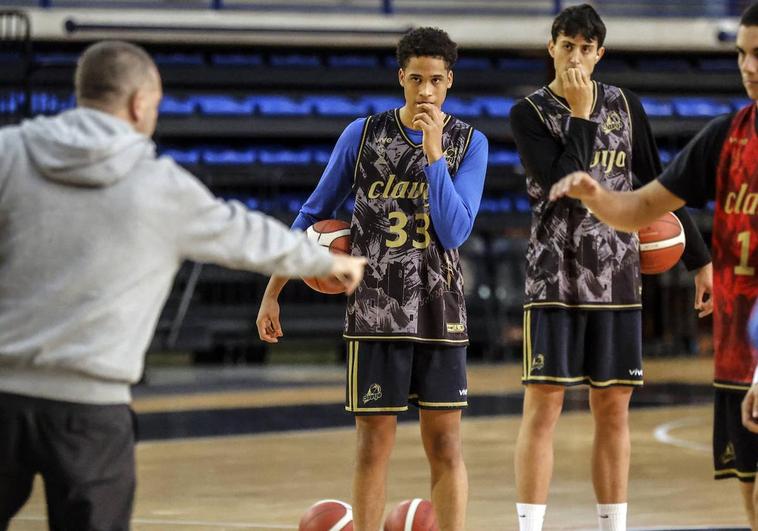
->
<box><xmin>522</xmin><ymin>307</ymin><xmax>643</xmax><ymax>387</ymax></box>
<box><xmin>713</xmin><ymin>388</ymin><xmax>758</xmax><ymax>482</ymax></box>
<box><xmin>344</xmin><ymin>340</ymin><xmax>468</xmax><ymax>415</ymax></box>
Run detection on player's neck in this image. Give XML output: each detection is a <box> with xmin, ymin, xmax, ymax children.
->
<box><xmin>398</xmin><ymin>106</ymin><xmax>421</xmax><ymax>131</ymax></box>
<box><xmin>548</xmin><ymin>79</ymin><xmax>564</xmax><ymax>98</ymax></box>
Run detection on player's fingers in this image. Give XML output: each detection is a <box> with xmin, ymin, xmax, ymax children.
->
<box><xmin>697</xmin><ymin>298</ymin><xmax>713</xmax><ymax>318</ymax></box>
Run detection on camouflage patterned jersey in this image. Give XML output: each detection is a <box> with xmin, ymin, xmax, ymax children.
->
<box><xmin>344</xmin><ymin>109</ymin><xmax>474</xmax><ymax>344</ymax></box>
<box><xmin>523</xmin><ymin>82</ymin><xmax>641</xmax><ymax>308</ymax></box>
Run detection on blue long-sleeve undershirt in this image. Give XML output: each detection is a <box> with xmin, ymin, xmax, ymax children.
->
<box><xmin>292</xmin><ymin>116</ymin><xmax>488</xmax><ymax>250</ymax></box>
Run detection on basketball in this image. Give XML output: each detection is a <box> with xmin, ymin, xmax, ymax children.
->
<box><xmin>302</xmin><ymin>219</ymin><xmax>351</xmax><ymax>294</ymax></box>
<box><xmin>638</xmin><ymin>211</ymin><xmax>686</xmax><ymax>275</ymax></box>
<box><xmin>383</xmin><ymin>499</ymin><xmax>439</xmax><ymax>531</ymax></box>
<box><xmin>298</xmin><ymin>499</ymin><xmax>354</xmax><ymax>531</ymax></box>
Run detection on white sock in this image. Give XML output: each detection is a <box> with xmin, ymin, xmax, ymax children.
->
<box><xmin>597</xmin><ymin>503</ymin><xmax>627</xmax><ymax>531</ymax></box>
<box><xmin>516</xmin><ymin>503</ymin><xmax>546</xmax><ymax>531</ymax></box>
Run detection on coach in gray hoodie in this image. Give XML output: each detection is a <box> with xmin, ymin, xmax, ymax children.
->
<box><xmin>0</xmin><ymin>41</ymin><xmax>365</xmax><ymax>531</ymax></box>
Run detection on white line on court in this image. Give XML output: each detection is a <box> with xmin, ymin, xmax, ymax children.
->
<box><xmin>652</xmin><ymin>417</ymin><xmax>710</xmax><ymax>453</ymax></box>
<box><xmin>13</xmin><ymin>515</ymin><xmax>297</xmax><ymax>529</ymax></box>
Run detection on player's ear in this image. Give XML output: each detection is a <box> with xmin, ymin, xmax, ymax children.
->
<box><xmin>595</xmin><ymin>46</ymin><xmax>606</xmax><ymax>62</ymax></box>
<box><xmin>398</xmin><ymin>68</ymin><xmax>405</xmax><ymax>87</ymax></box>
<box><xmin>447</xmin><ymin>69</ymin><xmax>453</xmax><ymax>89</ymax></box>
<box><xmin>547</xmin><ymin>39</ymin><xmax>556</xmax><ymax>58</ymax></box>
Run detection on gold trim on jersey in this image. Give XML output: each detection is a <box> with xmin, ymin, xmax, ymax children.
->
<box><xmin>618</xmin><ymin>88</ymin><xmax>633</xmax><ymax>147</ymax></box>
<box><xmin>343</xmin><ymin>334</ymin><xmax>469</xmax><ymax>345</ymax></box>
<box><xmin>714</xmin><ymin>468</ymin><xmax>757</xmax><ymax>479</ymax></box>
<box><xmin>353</xmin><ymin>116</ymin><xmax>372</xmax><ymax>184</ymax></box>
<box><xmin>524</xmin><ymin>96</ymin><xmax>545</xmax><ymax>124</ymax></box>
<box><xmin>393</xmin><ymin>107</ymin><xmax>453</xmax><ymax>148</ymax></box>
<box><xmin>544</xmin><ymin>81</ymin><xmax>598</xmax><ymax>115</ymax></box>
<box><xmin>713</xmin><ymin>382</ymin><xmax>752</xmax><ymax>391</ymax></box>
<box><xmin>523</xmin><ymin>301</ymin><xmax>642</xmax><ymax>310</ymax></box>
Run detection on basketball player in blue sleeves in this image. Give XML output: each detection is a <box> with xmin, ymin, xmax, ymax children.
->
<box><xmin>509</xmin><ymin>4</ymin><xmax>713</xmax><ymax>530</ymax></box>
<box><xmin>256</xmin><ymin>27</ymin><xmax>487</xmax><ymax>531</ymax></box>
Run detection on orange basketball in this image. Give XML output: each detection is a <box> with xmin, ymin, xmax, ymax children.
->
<box><xmin>302</xmin><ymin>219</ymin><xmax>351</xmax><ymax>294</ymax></box>
<box><xmin>383</xmin><ymin>499</ymin><xmax>438</xmax><ymax>531</ymax></box>
<box><xmin>299</xmin><ymin>499</ymin><xmax>353</xmax><ymax>531</ymax></box>
<box><xmin>638</xmin><ymin>211</ymin><xmax>686</xmax><ymax>275</ymax></box>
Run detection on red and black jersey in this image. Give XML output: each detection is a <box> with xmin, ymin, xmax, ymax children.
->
<box><xmin>659</xmin><ymin>104</ymin><xmax>758</xmax><ymax>388</ymax></box>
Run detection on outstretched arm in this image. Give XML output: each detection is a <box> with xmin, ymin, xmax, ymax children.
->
<box><xmin>549</xmin><ymin>174</ymin><xmax>685</xmax><ymax>232</ymax></box>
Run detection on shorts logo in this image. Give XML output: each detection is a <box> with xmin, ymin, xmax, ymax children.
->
<box><xmin>628</xmin><ymin>368</ymin><xmax>643</xmax><ymax>376</ymax></box>
<box><xmin>363</xmin><ymin>383</ymin><xmax>383</xmax><ymax>404</ymax></box>
<box><xmin>459</xmin><ymin>389</ymin><xmax>468</xmax><ymax>397</ymax></box>
<box><xmin>447</xmin><ymin>323</ymin><xmax>465</xmax><ymax>333</ymax></box>
<box><xmin>720</xmin><ymin>442</ymin><xmax>735</xmax><ymax>465</ymax></box>
<box><xmin>530</xmin><ymin>354</ymin><xmax>544</xmax><ymax>372</ymax></box>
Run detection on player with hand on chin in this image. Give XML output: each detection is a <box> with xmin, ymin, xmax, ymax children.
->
<box><xmin>256</xmin><ymin>27</ymin><xmax>488</xmax><ymax>531</ymax></box>
<box><xmin>550</xmin><ymin>5</ymin><xmax>758</xmax><ymax>527</ymax></box>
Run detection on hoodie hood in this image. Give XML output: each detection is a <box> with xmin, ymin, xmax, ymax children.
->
<box><xmin>20</xmin><ymin>107</ymin><xmax>155</xmax><ymax>187</ymax></box>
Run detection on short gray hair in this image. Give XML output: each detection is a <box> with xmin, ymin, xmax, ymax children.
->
<box><xmin>75</xmin><ymin>40</ymin><xmax>157</xmax><ymax>107</ymax></box>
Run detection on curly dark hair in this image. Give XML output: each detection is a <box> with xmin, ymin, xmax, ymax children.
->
<box><xmin>551</xmin><ymin>3</ymin><xmax>606</xmax><ymax>48</ymax></box>
<box><xmin>741</xmin><ymin>2</ymin><xmax>758</xmax><ymax>26</ymax></box>
<box><xmin>396</xmin><ymin>27</ymin><xmax>458</xmax><ymax>70</ymax></box>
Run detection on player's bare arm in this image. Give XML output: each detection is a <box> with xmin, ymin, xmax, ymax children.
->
<box><xmin>549</xmin><ymin>172</ymin><xmax>685</xmax><ymax>232</ymax></box>
<box><xmin>413</xmin><ymin>102</ymin><xmax>444</xmax><ymax>164</ymax></box>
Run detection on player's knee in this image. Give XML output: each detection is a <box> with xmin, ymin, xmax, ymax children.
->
<box><xmin>425</xmin><ymin>432</ymin><xmax>463</xmax><ymax>467</ymax></box>
<box><xmin>355</xmin><ymin>423</ymin><xmax>395</xmax><ymax>464</ymax></box>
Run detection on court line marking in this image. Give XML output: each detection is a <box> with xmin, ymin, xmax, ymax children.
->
<box><xmin>13</xmin><ymin>515</ymin><xmax>297</xmax><ymax>529</ymax></box>
<box><xmin>653</xmin><ymin>417</ymin><xmax>710</xmax><ymax>453</ymax></box>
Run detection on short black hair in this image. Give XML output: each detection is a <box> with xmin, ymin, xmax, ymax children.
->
<box><xmin>740</xmin><ymin>3</ymin><xmax>758</xmax><ymax>26</ymax></box>
<box><xmin>551</xmin><ymin>3</ymin><xmax>607</xmax><ymax>48</ymax></box>
<box><xmin>396</xmin><ymin>27</ymin><xmax>457</xmax><ymax>70</ymax></box>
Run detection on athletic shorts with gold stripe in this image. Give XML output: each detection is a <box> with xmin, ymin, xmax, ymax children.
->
<box><xmin>522</xmin><ymin>307</ymin><xmax>643</xmax><ymax>387</ymax></box>
<box><xmin>345</xmin><ymin>340</ymin><xmax>468</xmax><ymax>415</ymax></box>
<box><xmin>713</xmin><ymin>386</ymin><xmax>758</xmax><ymax>482</ymax></box>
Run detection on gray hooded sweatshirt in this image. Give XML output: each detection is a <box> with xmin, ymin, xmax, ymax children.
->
<box><xmin>0</xmin><ymin>108</ymin><xmax>333</xmax><ymax>404</ymax></box>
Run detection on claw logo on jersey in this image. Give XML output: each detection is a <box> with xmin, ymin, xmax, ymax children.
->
<box><xmin>363</xmin><ymin>383</ymin><xmax>383</xmax><ymax>404</ymax></box>
<box><xmin>719</xmin><ymin>442</ymin><xmax>736</xmax><ymax>465</ymax></box>
<box><xmin>444</xmin><ymin>145</ymin><xmax>459</xmax><ymax>166</ymax></box>
<box><xmin>530</xmin><ymin>354</ymin><xmax>545</xmax><ymax>372</ymax></box>
<box><xmin>601</xmin><ymin>111</ymin><xmax>623</xmax><ymax>134</ymax></box>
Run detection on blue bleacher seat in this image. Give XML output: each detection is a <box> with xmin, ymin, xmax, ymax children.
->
<box><xmin>327</xmin><ymin>54</ymin><xmax>379</xmax><ymax>68</ymax></box>
<box><xmin>474</xmin><ymin>96</ymin><xmax>515</xmax><ymax>118</ymax></box>
<box><xmin>497</xmin><ymin>58</ymin><xmax>545</xmax><ymax>71</ymax></box>
<box><xmin>442</xmin><ymin>96</ymin><xmax>482</xmax><ymax>118</ymax></box>
<box><xmin>383</xmin><ymin>55</ymin><xmax>399</xmax><ymax>69</ymax></box>
<box><xmin>161</xmin><ymin>148</ymin><xmax>200</xmax><ymax>165</ymax></box>
<box><xmin>698</xmin><ymin>58</ymin><xmax>735</xmax><ymax>72</ymax></box>
<box><xmin>732</xmin><ymin>98</ymin><xmax>752</xmax><ymax>111</ymax></box>
<box><xmin>269</xmin><ymin>54</ymin><xmax>321</xmax><ymax>68</ymax></box>
<box><xmin>195</xmin><ymin>95</ymin><xmax>254</xmax><ymax>116</ymax></box>
<box><xmin>210</xmin><ymin>54</ymin><xmax>264</xmax><ymax>67</ymax></box>
<box><xmin>359</xmin><ymin>95</ymin><xmax>404</xmax><ymax>114</ymax></box>
<box><xmin>159</xmin><ymin>95</ymin><xmax>196</xmax><ymax>116</ymax></box>
<box><xmin>254</xmin><ymin>96</ymin><xmax>313</xmax><ymax>116</ymax></box>
<box><xmin>305</xmin><ymin>96</ymin><xmax>370</xmax><ymax>117</ymax></box>
<box><xmin>488</xmin><ymin>149</ymin><xmax>521</xmax><ymax>166</ymax></box>
<box><xmin>258</xmin><ymin>147</ymin><xmax>312</xmax><ymax>165</ymax></box>
<box><xmin>202</xmin><ymin>148</ymin><xmax>256</xmax><ymax>165</ymax></box>
<box><xmin>34</xmin><ymin>52</ymin><xmax>78</xmax><ymax>65</ymax></box>
<box><xmin>310</xmin><ymin>146</ymin><xmax>333</xmax><ymax>165</ymax></box>
<box><xmin>455</xmin><ymin>57</ymin><xmax>492</xmax><ymax>70</ymax></box>
<box><xmin>595</xmin><ymin>58</ymin><xmax>633</xmax><ymax>72</ymax></box>
<box><xmin>640</xmin><ymin>97</ymin><xmax>674</xmax><ymax>117</ymax></box>
<box><xmin>31</xmin><ymin>92</ymin><xmax>74</xmax><ymax>114</ymax></box>
<box><xmin>153</xmin><ymin>53</ymin><xmax>204</xmax><ymax>66</ymax></box>
<box><xmin>672</xmin><ymin>97</ymin><xmax>731</xmax><ymax>117</ymax></box>
<box><xmin>658</xmin><ymin>149</ymin><xmax>673</xmax><ymax>165</ymax></box>
<box><xmin>514</xmin><ymin>195</ymin><xmax>531</xmax><ymax>213</ymax></box>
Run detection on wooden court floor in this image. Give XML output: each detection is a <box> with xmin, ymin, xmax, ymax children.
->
<box><xmin>8</xmin><ymin>358</ymin><xmax>752</xmax><ymax>530</ymax></box>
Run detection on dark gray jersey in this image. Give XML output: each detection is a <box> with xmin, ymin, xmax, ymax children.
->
<box><xmin>523</xmin><ymin>82</ymin><xmax>641</xmax><ymax>308</ymax></box>
<box><xmin>345</xmin><ymin>109</ymin><xmax>473</xmax><ymax>344</ymax></box>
